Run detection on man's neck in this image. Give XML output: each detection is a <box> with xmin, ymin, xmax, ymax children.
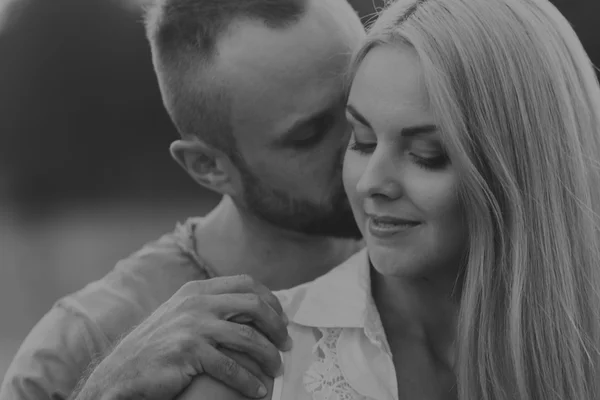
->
<box><xmin>193</xmin><ymin>196</ymin><xmax>359</xmax><ymax>290</ymax></box>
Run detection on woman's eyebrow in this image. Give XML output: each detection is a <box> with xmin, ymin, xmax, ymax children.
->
<box><xmin>346</xmin><ymin>104</ymin><xmax>371</xmax><ymax>128</ymax></box>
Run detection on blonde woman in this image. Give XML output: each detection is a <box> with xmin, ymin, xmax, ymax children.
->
<box><xmin>179</xmin><ymin>0</ymin><xmax>600</xmax><ymax>398</ymax></box>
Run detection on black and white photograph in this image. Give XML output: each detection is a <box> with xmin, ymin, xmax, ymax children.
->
<box><xmin>1</xmin><ymin>0</ymin><xmax>599</xmax><ymax>399</ymax></box>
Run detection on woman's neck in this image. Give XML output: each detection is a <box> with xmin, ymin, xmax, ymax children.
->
<box><xmin>371</xmin><ymin>263</ymin><xmax>462</xmax><ymax>368</ymax></box>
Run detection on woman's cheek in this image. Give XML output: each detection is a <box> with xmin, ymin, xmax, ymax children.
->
<box><xmin>343</xmin><ymin>151</ymin><xmax>367</xmax><ymax>226</ymax></box>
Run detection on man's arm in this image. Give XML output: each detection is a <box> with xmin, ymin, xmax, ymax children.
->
<box><xmin>67</xmin><ymin>329</ymin><xmax>127</xmax><ymax>400</ymax></box>
<box><xmin>0</xmin><ymin>304</ymin><xmax>102</xmax><ymax>400</ymax></box>
<box><xmin>2</xmin><ymin>276</ymin><xmax>289</xmax><ymax>400</ymax></box>
<box><xmin>64</xmin><ymin>277</ymin><xmax>288</xmax><ymax>400</ymax></box>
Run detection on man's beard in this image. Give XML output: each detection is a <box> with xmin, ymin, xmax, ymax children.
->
<box><xmin>235</xmin><ymin>160</ymin><xmax>362</xmax><ymax>240</ymax></box>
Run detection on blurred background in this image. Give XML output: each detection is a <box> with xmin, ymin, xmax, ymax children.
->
<box><xmin>0</xmin><ymin>0</ymin><xmax>598</xmax><ymax>378</ymax></box>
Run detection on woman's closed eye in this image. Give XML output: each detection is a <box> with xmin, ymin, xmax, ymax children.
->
<box><xmin>349</xmin><ymin>139</ymin><xmax>376</xmax><ymax>154</ymax></box>
<box><xmin>410</xmin><ymin>152</ymin><xmax>449</xmax><ymax>170</ymax></box>
<box><xmin>348</xmin><ymin>125</ymin><xmax>377</xmax><ymax>153</ymax></box>
<box><xmin>348</xmin><ymin>132</ymin><xmax>450</xmax><ymax>170</ymax></box>
<box><xmin>409</xmin><ymin>140</ymin><xmax>449</xmax><ymax>170</ymax></box>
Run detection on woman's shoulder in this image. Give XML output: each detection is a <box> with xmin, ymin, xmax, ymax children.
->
<box><xmin>176</xmin><ymin>249</ymin><xmax>371</xmax><ymax>400</ymax></box>
<box><xmin>175</xmin><ymin>349</ymin><xmax>276</xmax><ymax>400</ymax></box>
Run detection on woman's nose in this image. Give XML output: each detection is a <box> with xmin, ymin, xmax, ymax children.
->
<box><xmin>356</xmin><ymin>144</ymin><xmax>403</xmax><ymax>200</ymax></box>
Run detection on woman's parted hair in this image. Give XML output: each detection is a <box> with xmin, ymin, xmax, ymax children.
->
<box><xmin>349</xmin><ymin>0</ymin><xmax>600</xmax><ymax>398</ymax></box>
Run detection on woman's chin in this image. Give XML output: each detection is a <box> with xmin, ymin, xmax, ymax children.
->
<box><xmin>368</xmin><ymin>247</ymin><xmax>422</xmax><ymax>278</ymax></box>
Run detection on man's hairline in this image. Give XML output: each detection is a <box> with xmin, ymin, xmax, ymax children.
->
<box><xmin>177</xmin><ymin>13</ymin><xmax>307</xmax><ymax>117</ymax></box>
<box><xmin>177</xmin><ymin>0</ymin><xmax>360</xmax><ymax>97</ymax></box>
<box><xmin>171</xmin><ymin>0</ymin><xmax>360</xmax><ymax>152</ymax></box>
<box><xmin>173</xmin><ymin>15</ymin><xmax>302</xmax><ymax>151</ymax></box>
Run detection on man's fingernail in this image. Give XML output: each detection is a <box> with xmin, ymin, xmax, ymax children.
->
<box><xmin>282</xmin><ymin>335</ymin><xmax>293</xmax><ymax>352</ymax></box>
<box><xmin>282</xmin><ymin>312</ymin><xmax>289</xmax><ymax>325</ymax></box>
<box><xmin>276</xmin><ymin>361</ymin><xmax>285</xmax><ymax>377</ymax></box>
<box><xmin>257</xmin><ymin>385</ymin><xmax>267</xmax><ymax>397</ymax></box>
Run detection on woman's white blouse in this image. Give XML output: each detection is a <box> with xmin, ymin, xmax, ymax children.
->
<box><xmin>272</xmin><ymin>249</ymin><xmax>399</xmax><ymax>400</ymax></box>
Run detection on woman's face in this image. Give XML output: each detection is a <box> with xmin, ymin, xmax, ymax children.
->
<box><xmin>343</xmin><ymin>44</ymin><xmax>466</xmax><ymax>278</ymax></box>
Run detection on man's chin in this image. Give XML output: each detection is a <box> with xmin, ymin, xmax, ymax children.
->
<box><xmin>298</xmin><ymin>215</ymin><xmax>363</xmax><ymax>240</ymax></box>
<box><xmin>323</xmin><ymin>226</ymin><xmax>363</xmax><ymax>240</ymax></box>
<box><xmin>259</xmin><ymin>212</ymin><xmax>362</xmax><ymax>240</ymax></box>
<box><xmin>332</xmin><ymin>228</ymin><xmax>363</xmax><ymax>240</ymax></box>
<box><xmin>240</xmin><ymin>188</ymin><xmax>361</xmax><ymax>239</ymax></box>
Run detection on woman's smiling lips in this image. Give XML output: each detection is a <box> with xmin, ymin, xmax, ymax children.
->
<box><xmin>366</xmin><ymin>213</ymin><xmax>422</xmax><ymax>238</ymax></box>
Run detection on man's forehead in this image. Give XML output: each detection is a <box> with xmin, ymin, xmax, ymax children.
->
<box><xmin>214</xmin><ymin>0</ymin><xmax>362</xmax><ymax>77</ymax></box>
<box><xmin>217</xmin><ymin>24</ymin><xmax>353</xmax><ymax>78</ymax></box>
<box><xmin>228</xmin><ymin>67</ymin><xmax>344</xmax><ymax>142</ymax></box>
<box><xmin>213</xmin><ymin>17</ymin><xmax>356</xmax><ymax>139</ymax></box>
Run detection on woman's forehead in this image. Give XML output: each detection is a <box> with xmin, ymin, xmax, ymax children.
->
<box><xmin>348</xmin><ymin>46</ymin><xmax>431</xmax><ymax>125</ymax></box>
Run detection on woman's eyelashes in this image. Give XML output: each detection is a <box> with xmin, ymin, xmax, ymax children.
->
<box><xmin>409</xmin><ymin>139</ymin><xmax>450</xmax><ymax>170</ymax></box>
<box><xmin>411</xmin><ymin>153</ymin><xmax>449</xmax><ymax>170</ymax></box>
<box><xmin>348</xmin><ymin>131</ymin><xmax>449</xmax><ymax>170</ymax></box>
<box><xmin>348</xmin><ymin>139</ymin><xmax>376</xmax><ymax>154</ymax></box>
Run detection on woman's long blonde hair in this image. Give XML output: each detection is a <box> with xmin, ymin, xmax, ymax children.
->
<box><xmin>350</xmin><ymin>0</ymin><xmax>600</xmax><ymax>398</ymax></box>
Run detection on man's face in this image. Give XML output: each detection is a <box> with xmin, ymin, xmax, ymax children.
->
<box><xmin>216</xmin><ymin>0</ymin><xmax>365</xmax><ymax>238</ymax></box>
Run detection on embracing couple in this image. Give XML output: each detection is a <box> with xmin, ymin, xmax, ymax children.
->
<box><xmin>3</xmin><ymin>0</ymin><xmax>600</xmax><ymax>399</ymax></box>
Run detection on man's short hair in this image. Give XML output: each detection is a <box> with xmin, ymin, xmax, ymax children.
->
<box><xmin>144</xmin><ymin>0</ymin><xmax>307</xmax><ymax>154</ymax></box>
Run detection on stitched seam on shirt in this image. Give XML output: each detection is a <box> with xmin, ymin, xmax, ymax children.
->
<box><xmin>55</xmin><ymin>299</ymin><xmax>111</xmax><ymax>354</ymax></box>
<box><xmin>173</xmin><ymin>220</ymin><xmax>218</xmax><ymax>278</ymax></box>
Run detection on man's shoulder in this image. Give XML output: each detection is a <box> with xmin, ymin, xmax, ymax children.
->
<box><xmin>0</xmin><ymin>299</ymin><xmax>103</xmax><ymax>399</ymax></box>
<box><xmin>1</xmin><ymin>218</ymin><xmax>215</xmax><ymax>399</ymax></box>
<box><xmin>65</xmin><ymin>218</ymin><xmax>212</xmax><ymax>344</ymax></box>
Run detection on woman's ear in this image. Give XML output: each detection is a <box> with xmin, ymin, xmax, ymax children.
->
<box><xmin>170</xmin><ymin>139</ymin><xmax>239</xmax><ymax>195</ymax></box>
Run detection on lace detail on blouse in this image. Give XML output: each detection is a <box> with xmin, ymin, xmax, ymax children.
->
<box><xmin>303</xmin><ymin>328</ymin><xmax>369</xmax><ymax>400</ymax></box>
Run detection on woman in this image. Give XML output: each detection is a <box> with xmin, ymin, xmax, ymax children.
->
<box><xmin>180</xmin><ymin>0</ymin><xmax>600</xmax><ymax>398</ymax></box>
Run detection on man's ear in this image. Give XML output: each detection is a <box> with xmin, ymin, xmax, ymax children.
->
<box><xmin>170</xmin><ymin>139</ymin><xmax>238</xmax><ymax>195</ymax></box>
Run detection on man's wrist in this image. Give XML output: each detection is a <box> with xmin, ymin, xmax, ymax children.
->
<box><xmin>72</xmin><ymin>363</ymin><xmax>131</xmax><ymax>400</ymax></box>
<box><xmin>100</xmin><ymin>384</ymin><xmax>141</xmax><ymax>400</ymax></box>
<box><xmin>74</xmin><ymin>378</ymin><xmax>137</xmax><ymax>400</ymax></box>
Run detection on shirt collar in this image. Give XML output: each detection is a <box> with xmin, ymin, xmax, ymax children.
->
<box><xmin>287</xmin><ymin>248</ymin><xmax>373</xmax><ymax>328</ymax></box>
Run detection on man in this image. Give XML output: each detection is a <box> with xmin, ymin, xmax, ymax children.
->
<box><xmin>0</xmin><ymin>0</ymin><xmax>365</xmax><ymax>399</ymax></box>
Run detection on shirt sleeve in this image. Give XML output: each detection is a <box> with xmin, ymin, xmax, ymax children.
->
<box><xmin>0</xmin><ymin>220</ymin><xmax>211</xmax><ymax>400</ymax></box>
<box><xmin>0</xmin><ymin>303</ymin><xmax>108</xmax><ymax>400</ymax></box>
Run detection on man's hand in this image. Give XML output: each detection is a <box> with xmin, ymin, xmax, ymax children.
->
<box><xmin>74</xmin><ymin>275</ymin><xmax>291</xmax><ymax>400</ymax></box>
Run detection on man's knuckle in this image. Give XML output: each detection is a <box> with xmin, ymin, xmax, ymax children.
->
<box><xmin>250</xmin><ymin>280</ymin><xmax>265</xmax><ymax>294</ymax></box>
<box><xmin>247</xmin><ymin>293</ymin><xmax>262</xmax><ymax>309</ymax></box>
<box><xmin>186</xmin><ymin>279</ymin><xmax>211</xmax><ymax>294</ymax></box>
<box><xmin>236</xmin><ymin>274</ymin><xmax>255</xmax><ymax>288</ymax></box>
<box><xmin>238</xmin><ymin>324</ymin><xmax>256</xmax><ymax>341</ymax></box>
<box><xmin>179</xmin><ymin>280</ymin><xmax>196</xmax><ymax>293</ymax></box>
<box><xmin>174</xmin><ymin>295</ymin><xmax>196</xmax><ymax>313</ymax></box>
<box><xmin>217</xmin><ymin>357</ymin><xmax>239</xmax><ymax>378</ymax></box>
